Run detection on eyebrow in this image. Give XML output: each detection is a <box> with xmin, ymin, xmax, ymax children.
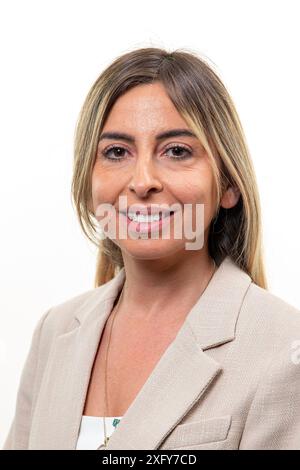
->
<box><xmin>98</xmin><ymin>128</ymin><xmax>197</xmax><ymax>143</ymax></box>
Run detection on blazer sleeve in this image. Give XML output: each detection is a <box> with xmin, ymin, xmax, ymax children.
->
<box><xmin>2</xmin><ymin>309</ymin><xmax>52</xmax><ymax>450</ymax></box>
<box><xmin>239</xmin><ymin>342</ymin><xmax>300</xmax><ymax>449</ymax></box>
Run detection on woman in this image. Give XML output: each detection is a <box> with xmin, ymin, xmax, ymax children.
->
<box><xmin>3</xmin><ymin>47</ymin><xmax>300</xmax><ymax>450</ymax></box>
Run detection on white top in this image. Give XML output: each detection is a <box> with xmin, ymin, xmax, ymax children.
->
<box><xmin>76</xmin><ymin>415</ymin><xmax>123</xmax><ymax>450</ymax></box>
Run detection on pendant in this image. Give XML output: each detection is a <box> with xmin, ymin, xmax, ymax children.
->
<box><xmin>97</xmin><ymin>443</ymin><xmax>106</xmax><ymax>450</ymax></box>
<box><xmin>97</xmin><ymin>436</ymin><xmax>110</xmax><ymax>450</ymax></box>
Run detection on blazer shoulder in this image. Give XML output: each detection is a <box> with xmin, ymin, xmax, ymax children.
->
<box><xmin>241</xmin><ymin>281</ymin><xmax>300</xmax><ymax>340</ymax></box>
<box><xmin>40</xmin><ymin>281</ymin><xmax>112</xmax><ymax>337</ymax></box>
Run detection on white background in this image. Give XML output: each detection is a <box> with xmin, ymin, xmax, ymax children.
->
<box><xmin>1</xmin><ymin>0</ymin><xmax>299</xmax><ymax>447</ymax></box>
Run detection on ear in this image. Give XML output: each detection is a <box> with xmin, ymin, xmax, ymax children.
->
<box><xmin>220</xmin><ymin>186</ymin><xmax>241</xmax><ymax>209</ymax></box>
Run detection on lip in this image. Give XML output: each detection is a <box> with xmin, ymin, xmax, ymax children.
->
<box><xmin>118</xmin><ymin>204</ymin><xmax>176</xmax><ymax>216</ymax></box>
<box><xmin>118</xmin><ymin>210</ymin><xmax>175</xmax><ymax>234</ymax></box>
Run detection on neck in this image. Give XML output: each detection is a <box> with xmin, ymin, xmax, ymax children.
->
<box><xmin>118</xmin><ymin>249</ymin><xmax>216</xmax><ymax>324</ymax></box>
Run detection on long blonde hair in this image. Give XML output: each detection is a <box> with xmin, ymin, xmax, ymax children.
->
<box><xmin>71</xmin><ymin>47</ymin><xmax>267</xmax><ymax>289</ymax></box>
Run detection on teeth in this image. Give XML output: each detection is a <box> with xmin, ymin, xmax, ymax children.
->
<box><xmin>127</xmin><ymin>213</ymin><xmax>161</xmax><ymax>222</ymax></box>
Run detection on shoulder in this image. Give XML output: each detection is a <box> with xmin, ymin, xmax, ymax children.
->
<box><xmin>28</xmin><ymin>268</ymin><xmax>126</xmax><ymax>363</ymax></box>
<box><xmin>237</xmin><ymin>281</ymin><xmax>300</xmax><ymax>358</ymax></box>
<box><xmin>40</xmin><ymin>282</ymin><xmax>110</xmax><ymax>336</ymax></box>
<box><xmin>25</xmin><ymin>281</ymin><xmax>114</xmax><ymax>376</ymax></box>
<box><xmin>243</xmin><ymin>282</ymin><xmax>300</xmax><ymax>329</ymax></box>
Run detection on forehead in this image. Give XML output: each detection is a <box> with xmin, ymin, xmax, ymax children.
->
<box><xmin>102</xmin><ymin>82</ymin><xmax>188</xmax><ymax>133</ymax></box>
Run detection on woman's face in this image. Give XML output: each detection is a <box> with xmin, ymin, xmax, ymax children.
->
<box><xmin>91</xmin><ymin>82</ymin><xmax>228</xmax><ymax>261</ymax></box>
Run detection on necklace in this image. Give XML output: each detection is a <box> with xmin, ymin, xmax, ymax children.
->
<box><xmin>96</xmin><ymin>257</ymin><xmax>216</xmax><ymax>450</ymax></box>
<box><xmin>97</xmin><ymin>286</ymin><xmax>124</xmax><ymax>450</ymax></box>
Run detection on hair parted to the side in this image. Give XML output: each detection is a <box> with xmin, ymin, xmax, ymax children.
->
<box><xmin>71</xmin><ymin>46</ymin><xmax>267</xmax><ymax>289</ymax></box>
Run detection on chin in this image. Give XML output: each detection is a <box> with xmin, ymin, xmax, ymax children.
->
<box><xmin>113</xmin><ymin>237</ymin><xmax>186</xmax><ymax>260</ymax></box>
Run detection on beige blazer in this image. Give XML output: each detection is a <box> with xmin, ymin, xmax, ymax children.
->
<box><xmin>3</xmin><ymin>256</ymin><xmax>300</xmax><ymax>450</ymax></box>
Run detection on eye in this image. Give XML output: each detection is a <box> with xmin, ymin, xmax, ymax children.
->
<box><xmin>100</xmin><ymin>145</ymin><xmax>129</xmax><ymax>162</ymax></box>
<box><xmin>164</xmin><ymin>144</ymin><xmax>193</xmax><ymax>160</ymax></box>
<box><xmin>100</xmin><ymin>143</ymin><xmax>193</xmax><ymax>163</ymax></box>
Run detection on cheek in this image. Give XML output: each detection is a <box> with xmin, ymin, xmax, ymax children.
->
<box><xmin>173</xmin><ymin>169</ymin><xmax>216</xmax><ymax>228</ymax></box>
<box><xmin>173</xmin><ymin>169</ymin><xmax>215</xmax><ymax>205</ymax></box>
<box><xmin>91</xmin><ymin>166</ymin><xmax>117</xmax><ymax>205</ymax></box>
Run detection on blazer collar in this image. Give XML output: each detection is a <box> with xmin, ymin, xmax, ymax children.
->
<box><xmin>29</xmin><ymin>255</ymin><xmax>252</xmax><ymax>450</ymax></box>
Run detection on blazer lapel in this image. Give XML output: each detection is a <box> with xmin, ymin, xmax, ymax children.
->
<box><xmin>29</xmin><ymin>256</ymin><xmax>252</xmax><ymax>450</ymax></box>
<box><xmin>29</xmin><ymin>272</ymin><xmax>127</xmax><ymax>450</ymax></box>
<box><xmin>105</xmin><ymin>321</ymin><xmax>222</xmax><ymax>450</ymax></box>
<box><xmin>106</xmin><ymin>256</ymin><xmax>252</xmax><ymax>450</ymax></box>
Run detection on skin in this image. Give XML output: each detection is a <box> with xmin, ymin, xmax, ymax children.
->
<box><xmin>84</xmin><ymin>82</ymin><xmax>240</xmax><ymax>415</ymax></box>
<box><xmin>92</xmin><ymin>81</ymin><xmax>240</xmax><ymax>326</ymax></box>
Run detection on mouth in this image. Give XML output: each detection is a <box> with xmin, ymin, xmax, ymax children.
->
<box><xmin>123</xmin><ymin>210</ymin><xmax>175</xmax><ymax>222</ymax></box>
<box><xmin>118</xmin><ymin>210</ymin><xmax>175</xmax><ymax>234</ymax></box>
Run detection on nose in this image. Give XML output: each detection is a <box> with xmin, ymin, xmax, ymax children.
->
<box><xmin>128</xmin><ymin>157</ymin><xmax>163</xmax><ymax>198</ymax></box>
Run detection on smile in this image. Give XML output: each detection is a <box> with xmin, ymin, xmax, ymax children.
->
<box><xmin>127</xmin><ymin>212</ymin><xmax>173</xmax><ymax>223</ymax></box>
<box><xmin>118</xmin><ymin>211</ymin><xmax>175</xmax><ymax>234</ymax></box>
